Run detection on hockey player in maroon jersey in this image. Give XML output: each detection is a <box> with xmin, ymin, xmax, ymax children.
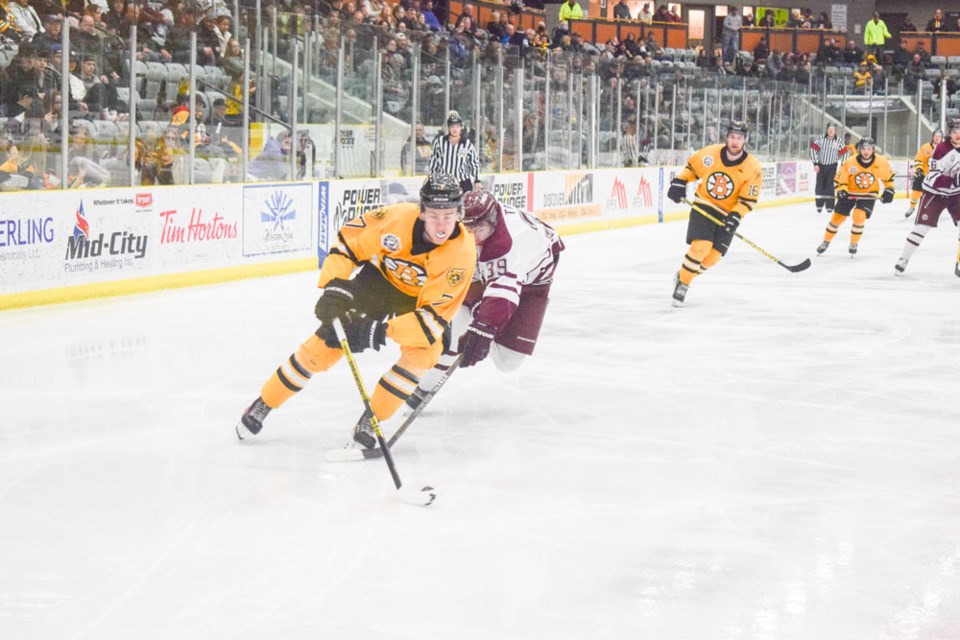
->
<box><xmin>895</xmin><ymin>118</ymin><xmax>960</xmax><ymax>276</ymax></box>
<box><xmin>405</xmin><ymin>190</ymin><xmax>565</xmax><ymax>410</ymax></box>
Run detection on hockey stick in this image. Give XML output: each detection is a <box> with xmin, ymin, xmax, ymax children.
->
<box><xmin>955</xmin><ymin>240</ymin><xmax>960</xmax><ymax>278</ymax></box>
<box><xmin>684</xmin><ymin>199</ymin><xmax>811</xmax><ymax>273</ymax></box>
<box><xmin>325</xmin><ymin>355</ymin><xmax>463</xmax><ymax>462</ymax></box>
<box><xmin>330</xmin><ymin>318</ymin><xmax>437</xmax><ymax>506</ymax></box>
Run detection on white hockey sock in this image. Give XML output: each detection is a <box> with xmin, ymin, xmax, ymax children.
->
<box><xmin>901</xmin><ymin>224</ymin><xmax>932</xmax><ymax>261</ymax></box>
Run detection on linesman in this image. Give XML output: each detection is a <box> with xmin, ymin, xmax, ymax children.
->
<box><xmin>810</xmin><ymin>122</ymin><xmax>848</xmax><ymax>214</ymax></box>
<box><xmin>429</xmin><ymin>110</ymin><xmax>481</xmax><ymax>193</ymax></box>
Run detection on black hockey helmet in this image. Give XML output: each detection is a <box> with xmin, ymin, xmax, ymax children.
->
<box><xmin>856</xmin><ymin>137</ymin><xmax>875</xmax><ymax>152</ymax></box>
<box><xmin>825</xmin><ymin>122</ymin><xmax>837</xmax><ymax>133</ymax></box>
<box><xmin>420</xmin><ymin>174</ymin><xmax>464</xmax><ymax>212</ymax></box>
<box><xmin>446</xmin><ymin>110</ymin><xmax>463</xmax><ymax>128</ymax></box>
<box><xmin>727</xmin><ymin>120</ymin><xmax>750</xmax><ymax>138</ymax></box>
<box><xmin>462</xmin><ymin>190</ymin><xmax>500</xmax><ymax>229</ymax></box>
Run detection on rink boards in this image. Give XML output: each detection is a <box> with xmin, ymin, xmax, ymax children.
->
<box><xmin>0</xmin><ymin>163</ymin><xmax>820</xmax><ymax>309</ymax></box>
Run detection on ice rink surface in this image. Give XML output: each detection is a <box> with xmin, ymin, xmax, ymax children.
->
<box><xmin>2</xmin><ymin>200</ymin><xmax>960</xmax><ymax>639</ymax></box>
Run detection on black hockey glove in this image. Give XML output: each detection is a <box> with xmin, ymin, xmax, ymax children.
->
<box><xmin>915</xmin><ymin>167</ymin><xmax>924</xmax><ymax>180</ymax></box>
<box><xmin>323</xmin><ymin>316</ymin><xmax>387</xmax><ymax>353</ymax></box>
<box><xmin>881</xmin><ymin>188</ymin><xmax>895</xmax><ymax>204</ymax></box>
<box><xmin>458</xmin><ymin>322</ymin><xmax>497</xmax><ymax>368</ymax></box>
<box><xmin>314</xmin><ymin>279</ymin><xmax>355</xmax><ymax>324</ymax></box>
<box><xmin>667</xmin><ymin>179</ymin><xmax>687</xmax><ymax>204</ymax></box>
<box><xmin>836</xmin><ymin>189</ymin><xmax>849</xmax><ymax>202</ymax></box>
<box><xmin>724</xmin><ymin>213</ymin><xmax>741</xmax><ymax>234</ymax></box>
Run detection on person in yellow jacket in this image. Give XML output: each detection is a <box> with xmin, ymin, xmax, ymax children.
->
<box><xmin>666</xmin><ymin>120</ymin><xmax>763</xmax><ymax>306</ymax></box>
<box><xmin>853</xmin><ymin>61</ymin><xmax>872</xmax><ymax>93</ymax></box>
<box><xmin>905</xmin><ymin>128</ymin><xmax>943</xmax><ymax>217</ymax></box>
<box><xmin>236</xmin><ymin>174</ymin><xmax>478</xmax><ymax>449</ymax></box>
<box><xmin>816</xmin><ymin>137</ymin><xmax>895</xmax><ymax>257</ymax></box>
<box><xmin>558</xmin><ymin>0</ymin><xmax>584</xmax><ymax>22</ymax></box>
<box><xmin>864</xmin><ymin>12</ymin><xmax>891</xmax><ymax>59</ymax></box>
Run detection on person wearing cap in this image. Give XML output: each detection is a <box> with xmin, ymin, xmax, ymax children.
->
<box><xmin>8</xmin><ymin>0</ymin><xmax>44</xmax><ymax>40</ymax></box>
<box><xmin>429</xmin><ymin>110</ymin><xmax>481</xmax><ymax>193</ymax></box>
<box><xmin>32</xmin><ymin>15</ymin><xmax>62</xmax><ymax>54</ymax></box>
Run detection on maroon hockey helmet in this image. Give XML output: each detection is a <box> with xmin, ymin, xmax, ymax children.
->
<box><xmin>462</xmin><ymin>190</ymin><xmax>500</xmax><ymax>229</ymax></box>
<box><xmin>949</xmin><ymin>118</ymin><xmax>960</xmax><ymax>134</ymax></box>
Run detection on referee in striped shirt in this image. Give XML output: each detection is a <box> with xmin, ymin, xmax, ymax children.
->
<box><xmin>809</xmin><ymin>123</ymin><xmax>848</xmax><ymax>213</ymax></box>
<box><xmin>430</xmin><ymin>111</ymin><xmax>481</xmax><ymax>193</ymax></box>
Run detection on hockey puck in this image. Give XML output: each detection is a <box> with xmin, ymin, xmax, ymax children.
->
<box><xmin>399</xmin><ymin>485</ymin><xmax>438</xmax><ymax>506</ymax></box>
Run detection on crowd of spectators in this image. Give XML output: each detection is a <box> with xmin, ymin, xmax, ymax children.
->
<box><xmin>0</xmin><ymin>0</ymin><xmax>956</xmax><ymax>190</ymax></box>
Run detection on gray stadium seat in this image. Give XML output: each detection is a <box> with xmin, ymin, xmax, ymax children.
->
<box><xmin>949</xmin><ymin>56</ymin><xmax>960</xmax><ymax>68</ymax></box>
<box><xmin>930</xmin><ymin>55</ymin><xmax>947</xmax><ymax>68</ymax></box>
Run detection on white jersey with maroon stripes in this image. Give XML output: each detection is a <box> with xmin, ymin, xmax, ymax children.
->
<box><xmin>922</xmin><ymin>141</ymin><xmax>960</xmax><ymax>197</ymax></box>
<box><xmin>475</xmin><ymin>204</ymin><xmax>564</xmax><ymax>309</ymax></box>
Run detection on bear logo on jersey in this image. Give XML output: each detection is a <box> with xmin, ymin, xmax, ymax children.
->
<box><xmin>706</xmin><ymin>172</ymin><xmax>735</xmax><ymax>199</ymax></box>
<box><xmin>446</xmin><ymin>268</ymin><xmax>466</xmax><ymax>287</ymax></box>
<box><xmin>381</xmin><ymin>233</ymin><xmax>401</xmax><ymax>252</ymax></box>
<box><xmin>383</xmin><ymin>256</ymin><xmax>427</xmax><ymax>287</ymax></box>
<box><xmin>854</xmin><ymin>172</ymin><xmax>876</xmax><ymax>189</ymax></box>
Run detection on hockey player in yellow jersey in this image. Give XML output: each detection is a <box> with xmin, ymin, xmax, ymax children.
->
<box><xmin>905</xmin><ymin>129</ymin><xmax>943</xmax><ymax>218</ymax></box>
<box><xmin>666</xmin><ymin>120</ymin><xmax>763</xmax><ymax>305</ymax></box>
<box><xmin>235</xmin><ymin>174</ymin><xmax>477</xmax><ymax>449</ymax></box>
<box><xmin>816</xmin><ymin>137</ymin><xmax>895</xmax><ymax>257</ymax></box>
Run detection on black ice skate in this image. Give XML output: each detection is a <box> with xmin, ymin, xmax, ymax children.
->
<box><xmin>848</xmin><ymin>243</ymin><xmax>858</xmax><ymax>257</ymax></box>
<box><xmin>237</xmin><ymin>397</ymin><xmax>271</xmax><ymax>440</ymax></box>
<box><xmin>816</xmin><ymin>241</ymin><xmax>830</xmax><ymax>255</ymax></box>
<box><xmin>404</xmin><ymin>387</ymin><xmax>428</xmax><ymax>413</ymax></box>
<box><xmin>904</xmin><ymin>207</ymin><xmax>915</xmax><ymax>218</ymax></box>
<box><xmin>672</xmin><ymin>280</ymin><xmax>689</xmax><ymax>307</ymax></box>
<box><xmin>894</xmin><ymin>258</ymin><xmax>908</xmax><ymax>275</ymax></box>
<box><xmin>352</xmin><ymin>409</ymin><xmax>378</xmax><ymax>449</ymax></box>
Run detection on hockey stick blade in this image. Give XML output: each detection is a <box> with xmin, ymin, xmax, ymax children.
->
<box><xmin>784</xmin><ymin>257</ymin><xmax>812</xmax><ymax>272</ymax></box>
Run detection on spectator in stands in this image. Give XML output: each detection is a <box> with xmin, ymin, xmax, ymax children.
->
<box><xmin>722</xmin><ymin>5</ymin><xmax>741</xmax><ymax>65</ymax></box>
<box><xmin>125</xmin><ymin>4</ymin><xmax>172</xmax><ymax>62</ymax></box>
<box><xmin>904</xmin><ymin>53</ymin><xmax>926</xmax><ymax>93</ymax></box>
<box><xmin>932</xmin><ymin>68</ymin><xmax>959</xmax><ymax>97</ymax></box>
<box><xmin>559</xmin><ymin>0</ymin><xmax>583</xmax><ymax>23</ymax></box>
<box><xmin>752</xmin><ymin>36</ymin><xmax>769</xmax><ymax>64</ymax></box>
<box><xmin>8</xmin><ymin>0</ymin><xmax>43</xmax><ymax>40</ymax></box>
<box><xmin>954</xmin><ymin>16</ymin><xmax>960</xmax><ymax>33</ymax></box>
<box><xmin>67</xmin><ymin>125</ymin><xmax>111</xmax><ymax>188</ymax></box>
<box><xmin>738</xmin><ymin>57</ymin><xmax>759</xmax><ymax>77</ymax></box>
<box><xmin>197</xmin><ymin>14</ymin><xmax>222</xmax><ymax>66</ymax></box>
<box><xmin>103</xmin><ymin>0</ymin><xmax>126</xmax><ymax>35</ymax></box>
<box><xmin>638</xmin><ymin>3</ymin><xmax>653</xmax><ymax>24</ymax></box>
<box><xmin>421</xmin><ymin>1</ymin><xmax>441</xmax><ymax>31</ymax></box>
<box><xmin>613</xmin><ymin>0</ymin><xmax>632</xmax><ymax>21</ymax></box>
<box><xmin>901</xmin><ymin>16</ymin><xmax>917</xmax><ymax>32</ymax></box>
<box><xmin>485</xmin><ymin>10</ymin><xmax>504</xmax><ymax>40</ymax></box>
<box><xmin>926</xmin><ymin>9</ymin><xmax>945</xmax><ymax>33</ymax></box>
<box><xmin>644</xmin><ymin>31</ymin><xmax>661</xmax><ymax>56</ymax></box>
<box><xmin>1</xmin><ymin>86</ymin><xmax>38</xmax><ymax>119</ymax></box>
<box><xmin>853</xmin><ymin>61</ymin><xmax>871</xmax><ymax>93</ymax></box>
<box><xmin>248</xmin><ymin>129</ymin><xmax>292</xmax><ymax>181</ymax></box>
<box><xmin>815</xmin><ymin>12</ymin><xmax>832</xmax><ymax>30</ymax></box>
<box><xmin>401</xmin><ymin>122</ymin><xmax>433</xmax><ymax>175</ymax></box>
<box><xmin>766</xmin><ymin>49</ymin><xmax>782</xmax><ymax>77</ymax></box>
<box><xmin>843</xmin><ymin>39</ymin><xmax>864</xmax><ymax>65</ymax></box>
<box><xmin>742</xmin><ymin>11</ymin><xmax>754</xmax><ymax>27</ymax></box>
<box><xmin>41</xmin><ymin>90</ymin><xmax>61</xmax><ymax>136</ymax></box>
<box><xmin>892</xmin><ymin>40</ymin><xmax>913</xmax><ymax>74</ymax></box>
<box><xmin>818</xmin><ymin>38</ymin><xmax>841</xmax><ymax>65</ymax></box>
<box><xmin>653</xmin><ymin>5</ymin><xmax>670</xmax><ymax>23</ymax></box>
<box><xmin>786</xmin><ymin>10</ymin><xmax>803</xmax><ymax>28</ymax></box>
<box><xmin>757</xmin><ymin>11</ymin><xmax>774</xmax><ymax>28</ymax></box>
<box><xmin>695</xmin><ymin>47</ymin><xmax>709</xmax><ymax>68</ymax></box>
<box><xmin>623</xmin><ymin>32</ymin><xmax>641</xmax><ymax>57</ymax></box>
<box><xmin>668</xmin><ymin>6</ymin><xmax>682</xmax><ymax>22</ymax></box>
<box><xmin>913</xmin><ymin>41</ymin><xmax>931</xmax><ymax>65</ymax></box>
<box><xmin>797</xmin><ymin>52</ymin><xmax>812</xmax><ymax>83</ymax></box>
<box><xmin>1</xmin><ymin>44</ymin><xmax>39</xmax><ymax>109</ymax></box>
<box><xmin>32</xmin><ymin>15</ymin><xmax>62</xmax><ymax>54</ymax></box>
<box><xmin>864</xmin><ymin>12</ymin><xmax>891</xmax><ymax>59</ymax></box>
